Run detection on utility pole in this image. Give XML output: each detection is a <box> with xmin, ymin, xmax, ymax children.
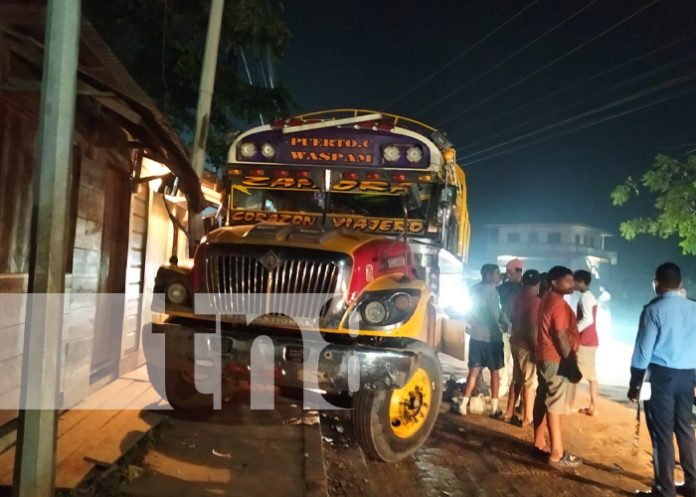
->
<box><xmin>191</xmin><ymin>0</ymin><xmax>225</xmax><ymax>178</ymax></box>
<box><xmin>13</xmin><ymin>1</ymin><xmax>81</xmax><ymax>496</ymax></box>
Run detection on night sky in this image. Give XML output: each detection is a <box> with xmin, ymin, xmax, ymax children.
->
<box><xmin>277</xmin><ymin>0</ymin><xmax>696</xmax><ymax>309</ymax></box>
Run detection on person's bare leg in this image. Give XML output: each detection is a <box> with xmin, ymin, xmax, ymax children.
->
<box><xmin>523</xmin><ymin>385</ymin><xmax>535</xmax><ymax>424</ymax></box>
<box><xmin>533</xmin><ymin>412</ymin><xmax>549</xmax><ymax>450</ymax></box>
<box><xmin>547</xmin><ymin>412</ymin><xmax>564</xmax><ymax>461</ymax></box>
<box><xmin>459</xmin><ymin>367</ymin><xmax>481</xmax><ymax>414</ymax></box>
<box><xmin>505</xmin><ymin>383</ymin><xmax>521</xmax><ymax>420</ymax></box>
<box><xmin>588</xmin><ymin>380</ymin><xmax>598</xmax><ymax>414</ymax></box>
<box><xmin>579</xmin><ymin>380</ymin><xmax>599</xmax><ymax>415</ymax></box>
<box><xmin>463</xmin><ymin>368</ymin><xmax>481</xmax><ymax>398</ymax></box>
<box><xmin>490</xmin><ymin>369</ymin><xmax>501</xmax><ymax>414</ymax></box>
<box><xmin>490</xmin><ymin>369</ymin><xmax>500</xmax><ymax>398</ymax></box>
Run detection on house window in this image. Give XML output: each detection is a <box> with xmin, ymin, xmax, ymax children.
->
<box><xmin>575</xmin><ymin>234</ymin><xmax>581</xmax><ymax>245</ymax></box>
<box><xmin>589</xmin><ymin>237</ymin><xmax>595</xmax><ymax>248</ymax></box>
<box><xmin>548</xmin><ymin>232</ymin><xmax>562</xmax><ymax>244</ymax></box>
<box><xmin>507</xmin><ymin>232</ymin><xmax>520</xmax><ymax>243</ymax></box>
<box><xmin>489</xmin><ymin>227</ymin><xmax>499</xmax><ymax>242</ymax></box>
<box><xmin>529</xmin><ymin>232</ymin><xmax>539</xmax><ymax>243</ymax></box>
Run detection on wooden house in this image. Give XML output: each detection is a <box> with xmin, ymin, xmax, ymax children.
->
<box><xmin>0</xmin><ymin>3</ymin><xmax>205</xmax><ymax>427</ymax></box>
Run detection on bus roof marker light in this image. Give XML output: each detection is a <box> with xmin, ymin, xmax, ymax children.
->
<box><xmin>406</xmin><ymin>145</ymin><xmax>423</xmax><ymax>163</ymax></box>
<box><xmin>239</xmin><ymin>142</ymin><xmax>257</xmax><ymax>158</ymax></box>
<box><xmin>383</xmin><ymin>145</ymin><xmax>401</xmax><ymax>162</ymax></box>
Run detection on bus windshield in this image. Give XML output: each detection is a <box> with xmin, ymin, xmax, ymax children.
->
<box><xmin>231</xmin><ymin>184</ymin><xmax>434</xmax><ymax>220</ymax></box>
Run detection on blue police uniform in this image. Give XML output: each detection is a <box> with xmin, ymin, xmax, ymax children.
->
<box><xmin>631</xmin><ymin>291</ymin><xmax>696</xmax><ymax>497</ymax></box>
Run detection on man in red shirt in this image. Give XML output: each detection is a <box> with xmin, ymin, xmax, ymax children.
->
<box><xmin>574</xmin><ymin>269</ymin><xmax>599</xmax><ymax>416</ymax></box>
<box><xmin>533</xmin><ymin>266</ymin><xmax>582</xmax><ymax>470</ymax></box>
<box><xmin>504</xmin><ymin>269</ymin><xmax>542</xmax><ymax>426</ymax></box>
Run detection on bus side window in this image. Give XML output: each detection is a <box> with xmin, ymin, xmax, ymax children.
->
<box><xmin>439</xmin><ymin>185</ymin><xmax>460</xmax><ymax>255</ymax></box>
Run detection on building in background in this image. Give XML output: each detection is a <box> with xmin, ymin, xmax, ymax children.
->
<box><xmin>482</xmin><ymin>223</ymin><xmax>618</xmax><ymax>280</ymax></box>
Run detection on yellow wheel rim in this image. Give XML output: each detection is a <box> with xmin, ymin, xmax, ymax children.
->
<box><xmin>389</xmin><ymin>368</ymin><xmax>432</xmax><ymax>439</ymax></box>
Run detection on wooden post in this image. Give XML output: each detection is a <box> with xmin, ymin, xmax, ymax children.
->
<box><xmin>13</xmin><ymin>1</ymin><xmax>81</xmax><ymax>497</ymax></box>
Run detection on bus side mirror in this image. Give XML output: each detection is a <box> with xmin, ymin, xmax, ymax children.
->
<box><xmin>439</xmin><ymin>185</ymin><xmax>456</xmax><ymax>206</ymax></box>
<box><xmin>437</xmin><ymin>186</ymin><xmax>456</xmax><ymax>226</ymax></box>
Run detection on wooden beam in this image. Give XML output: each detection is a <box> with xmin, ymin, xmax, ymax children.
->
<box><xmin>94</xmin><ymin>95</ymin><xmax>142</xmax><ymax>125</ymax></box>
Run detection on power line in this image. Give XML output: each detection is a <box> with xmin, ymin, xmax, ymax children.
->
<box><xmin>412</xmin><ymin>0</ymin><xmax>600</xmax><ymax>117</ymax></box>
<box><xmin>460</xmin><ymin>51</ymin><xmax>696</xmax><ymax>152</ymax></box>
<box><xmin>439</xmin><ymin>0</ymin><xmax>663</xmax><ymax>126</ymax></box>
<box><xmin>446</xmin><ymin>30</ymin><xmax>696</xmax><ymax>137</ymax></box>
<box><xmin>457</xmin><ymin>71</ymin><xmax>696</xmax><ymax>160</ymax></box>
<box><xmin>383</xmin><ymin>0</ymin><xmax>541</xmax><ymax>109</ymax></box>
<box><xmin>459</xmin><ymin>86</ymin><xmax>696</xmax><ymax>167</ymax></box>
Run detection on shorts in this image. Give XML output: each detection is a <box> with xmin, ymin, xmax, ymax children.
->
<box><xmin>537</xmin><ymin>360</ymin><xmax>576</xmax><ymax>415</ymax></box>
<box><xmin>468</xmin><ymin>339</ymin><xmax>504</xmax><ymax>371</ymax></box>
<box><xmin>511</xmin><ymin>344</ymin><xmax>536</xmax><ymax>388</ymax></box>
<box><xmin>576</xmin><ymin>345</ymin><xmax>598</xmax><ymax>382</ymax></box>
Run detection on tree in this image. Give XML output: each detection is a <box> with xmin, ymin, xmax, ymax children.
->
<box><xmin>611</xmin><ymin>153</ymin><xmax>696</xmax><ymax>255</ymax></box>
<box><xmin>84</xmin><ymin>0</ymin><xmax>295</xmax><ymax>165</ymax></box>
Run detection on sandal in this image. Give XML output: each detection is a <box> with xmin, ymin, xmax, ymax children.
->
<box><xmin>578</xmin><ymin>407</ymin><xmax>598</xmax><ymax>417</ymax></box>
<box><xmin>549</xmin><ymin>452</ymin><xmax>582</xmax><ymax>470</ymax></box>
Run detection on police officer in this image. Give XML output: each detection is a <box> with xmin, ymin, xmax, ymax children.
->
<box><xmin>629</xmin><ymin>263</ymin><xmax>696</xmax><ymax>497</ymax></box>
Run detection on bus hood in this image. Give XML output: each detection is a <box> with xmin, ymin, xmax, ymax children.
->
<box><xmin>203</xmin><ymin>222</ymin><xmax>381</xmax><ymax>255</ymax></box>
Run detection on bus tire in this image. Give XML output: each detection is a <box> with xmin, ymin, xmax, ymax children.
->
<box><xmin>352</xmin><ymin>349</ymin><xmax>442</xmax><ymax>462</ymax></box>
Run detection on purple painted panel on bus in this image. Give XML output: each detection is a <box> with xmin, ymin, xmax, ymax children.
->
<box><xmin>234</xmin><ymin>127</ymin><xmax>431</xmax><ymax>168</ymax></box>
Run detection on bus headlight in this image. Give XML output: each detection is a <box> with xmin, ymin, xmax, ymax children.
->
<box><xmin>239</xmin><ymin>142</ymin><xmax>257</xmax><ymax>158</ymax></box>
<box><xmin>349</xmin><ymin>289</ymin><xmax>421</xmax><ymax>330</ymax></box>
<box><xmin>406</xmin><ymin>146</ymin><xmax>423</xmax><ymax>163</ymax></box>
<box><xmin>383</xmin><ymin>145</ymin><xmax>401</xmax><ymax>162</ymax></box>
<box><xmin>362</xmin><ymin>300</ymin><xmax>388</xmax><ymax>325</ymax></box>
<box><xmin>261</xmin><ymin>142</ymin><xmax>276</xmax><ymax>159</ymax></box>
<box><xmin>166</xmin><ymin>282</ymin><xmax>188</xmax><ymax>304</ymax></box>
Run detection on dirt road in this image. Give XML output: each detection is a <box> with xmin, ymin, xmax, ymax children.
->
<box><xmin>322</xmin><ymin>388</ymin><xmax>658</xmax><ymax>497</ymax></box>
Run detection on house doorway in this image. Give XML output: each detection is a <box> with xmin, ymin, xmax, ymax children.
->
<box><xmin>90</xmin><ymin>165</ymin><xmax>131</xmax><ymax>382</ymax></box>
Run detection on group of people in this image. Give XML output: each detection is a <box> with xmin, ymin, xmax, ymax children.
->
<box><xmin>458</xmin><ymin>259</ymin><xmax>696</xmax><ymax>497</ymax></box>
<box><xmin>458</xmin><ymin>259</ymin><xmax>597</xmax><ymax>470</ymax></box>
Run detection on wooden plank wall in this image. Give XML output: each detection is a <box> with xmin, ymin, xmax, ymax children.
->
<box><xmin>0</xmin><ymin>94</ymin><xmax>35</xmax><ymax>426</ymax></box>
<box><xmin>60</xmin><ymin>149</ymin><xmax>106</xmax><ymax>407</ymax></box>
<box><xmin>0</xmin><ymin>97</ymin><xmax>35</xmax><ymax>275</ymax></box>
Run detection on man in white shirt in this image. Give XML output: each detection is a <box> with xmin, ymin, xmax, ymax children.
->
<box><xmin>574</xmin><ymin>270</ymin><xmax>599</xmax><ymax>416</ymax></box>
